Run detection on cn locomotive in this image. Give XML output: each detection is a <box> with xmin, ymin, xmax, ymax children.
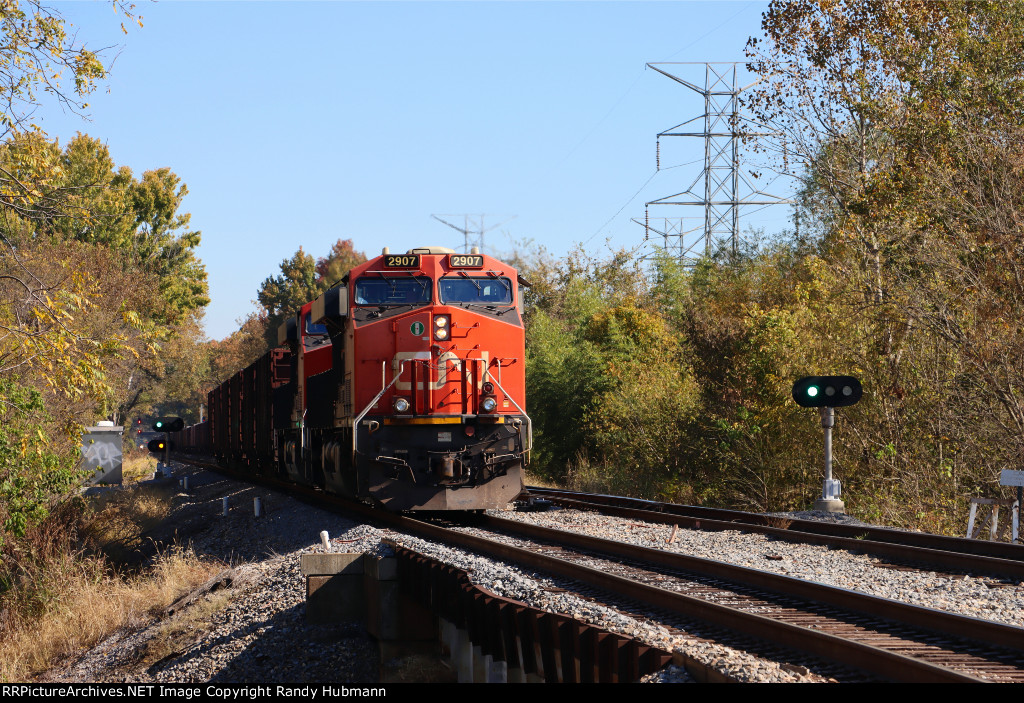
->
<box><xmin>181</xmin><ymin>246</ymin><xmax>530</xmax><ymax>510</ymax></box>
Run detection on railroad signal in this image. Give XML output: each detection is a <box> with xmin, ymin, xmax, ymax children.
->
<box><xmin>152</xmin><ymin>417</ymin><xmax>184</xmax><ymax>432</ymax></box>
<box><xmin>147</xmin><ymin>438</ymin><xmax>171</xmax><ymax>453</ymax></box>
<box><xmin>792</xmin><ymin>376</ymin><xmax>862</xmax><ymax>408</ymax></box>
<box><xmin>792</xmin><ymin>375</ymin><xmax>862</xmax><ymax>514</ymax></box>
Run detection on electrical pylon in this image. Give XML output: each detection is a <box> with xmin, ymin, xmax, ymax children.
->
<box><xmin>635</xmin><ymin>62</ymin><xmax>790</xmax><ymax>262</ymax></box>
<box><xmin>430</xmin><ymin>214</ymin><xmax>515</xmax><ymax>254</ymax></box>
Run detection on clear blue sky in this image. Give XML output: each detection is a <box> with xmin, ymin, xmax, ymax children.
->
<box><xmin>44</xmin><ymin>1</ymin><xmax>789</xmax><ymax>340</ymax></box>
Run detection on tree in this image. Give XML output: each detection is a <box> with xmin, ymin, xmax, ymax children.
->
<box><xmin>256</xmin><ymin>239</ymin><xmax>366</xmax><ymax>345</ymax></box>
<box><xmin>126</xmin><ymin>166</ymin><xmax>208</xmax><ymax>324</ymax></box>
<box><xmin>257</xmin><ymin>247</ymin><xmax>318</xmax><ymax>346</ymax></box>
<box><xmin>0</xmin><ymin>2</ymin><xmax>140</xmax><ymax>221</ymax></box>
<box><xmin>316</xmin><ymin>238</ymin><xmax>366</xmax><ymax>287</ymax></box>
<box><xmin>0</xmin><ymin>132</ymin><xmax>210</xmax><ymax>427</ymax></box>
<box><xmin>0</xmin><ymin>2</ymin><xmax>140</xmax><ymax>129</ymax></box>
<box><xmin>206</xmin><ymin>310</ymin><xmax>269</xmax><ymax>386</ymax></box>
<box><xmin>743</xmin><ymin>0</ymin><xmax>1024</xmax><ymax>523</ymax></box>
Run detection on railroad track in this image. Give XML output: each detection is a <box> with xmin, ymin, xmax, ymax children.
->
<box><xmin>523</xmin><ymin>487</ymin><xmax>1024</xmax><ymax>579</ymax></box>
<box><xmin>429</xmin><ymin>512</ymin><xmax>1024</xmax><ymax>683</ymax></box>
<box><xmin>174</xmin><ymin>458</ymin><xmax>1024</xmax><ymax>682</ymax></box>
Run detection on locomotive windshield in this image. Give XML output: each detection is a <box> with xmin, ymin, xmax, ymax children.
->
<box><xmin>439</xmin><ymin>277</ymin><xmax>513</xmax><ymax>305</ymax></box>
<box><xmin>354</xmin><ymin>276</ymin><xmax>432</xmax><ymax>306</ymax></box>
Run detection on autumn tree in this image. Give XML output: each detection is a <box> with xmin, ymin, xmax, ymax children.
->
<box><xmin>742</xmin><ymin>0</ymin><xmax>1024</xmax><ymax>522</ymax></box>
<box><xmin>205</xmin><ymin>310</ymin><xmax>270</xmax><ymax>386</ymax></box>
<box><xmin>256</xmin><ymin>239</ymin><xmax>366</xmax><ymax>345</ymax></box>
<box><xmin>316</xmin><ymin>238</ymin><xmax>366</xmax><ymax>288</ymax></box>
<box><xmin>0</xmin><ymin>2</ymin><xmax>140</xmax><ymax>132</ymax></box>
<box><xmin>0</xmin><ymin>2</ymin><xmax>152</xmax><ymax>548</ymax></box>
<box><xmin>0</xmin><ymin>132</ymin><xmax>209</xmax><ymax>426</ymax></box>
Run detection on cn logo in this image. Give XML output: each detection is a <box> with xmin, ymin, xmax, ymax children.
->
<box><xmin>394</xmin><ymin>351</ymin><xmax>490</xmax><ymax>390</ymax></box>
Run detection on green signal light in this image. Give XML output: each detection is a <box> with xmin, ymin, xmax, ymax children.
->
<box><xmin>152</xmin><ymin>417</ymin><xmax>183</xmax><ymax>432</ymax></box>
<box><xmin>792</xmin><ymin>376</ymin><xmax>862</xmax><ymax>408</ymax></box>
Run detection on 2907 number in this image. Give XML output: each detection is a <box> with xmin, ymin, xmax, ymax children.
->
<box><xmin>449</xmin><ymin>254</ymin><xmax>484</xmax><ymax>268</ymax></box>
<box><xmin>384</xmin><ymin>255</ymin><xmax>419</xmax><ymax>267</ymax></box>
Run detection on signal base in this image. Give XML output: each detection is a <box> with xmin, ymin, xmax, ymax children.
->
<box><xmin>813</xmin><ymin>497</ymin><xmax>845</xmax><ymax>513</ymax></box>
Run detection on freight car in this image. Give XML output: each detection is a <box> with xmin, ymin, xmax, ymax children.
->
<box><xmin>182</xmin><ymin>246</ymin><xmax>530</xmax><ymax>511</ymax></box>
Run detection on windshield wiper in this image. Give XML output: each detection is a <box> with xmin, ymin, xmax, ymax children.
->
<box><xmin>457</xmin><ymin>271</ymin><xmax>482</xmax><ymax>293</ymax></box>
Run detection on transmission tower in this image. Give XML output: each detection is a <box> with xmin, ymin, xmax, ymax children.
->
<box><xmin>635</xmin><ymin>62</ymin><xmax>790</xmax><ymax>262</ymax></box>
<box><xmin>430</xmin><ymin>214</ymin><xmax>515</xmax><ymax>254</ymax></box>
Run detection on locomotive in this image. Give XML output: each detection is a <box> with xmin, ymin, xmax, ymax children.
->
<box><xmin>182</xmin><ymin>246</ymin><xmax>530</xmax><ymax>511</ymax></box>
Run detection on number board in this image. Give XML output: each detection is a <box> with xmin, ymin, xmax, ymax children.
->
<box><xmin>384</xmin><ymin>254</ymin><xmax>420</xmax><ymax>268</ymax></box>
<box><xmin>449</xmin><ymin>254</ymin><xmax>484</xmax><ymax>268</ymax></box>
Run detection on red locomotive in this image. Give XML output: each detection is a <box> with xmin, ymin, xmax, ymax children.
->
<box><xmin>184</xmin><ymin>246</ymin><xmax>530</xmax><ymax>510</ymax></box>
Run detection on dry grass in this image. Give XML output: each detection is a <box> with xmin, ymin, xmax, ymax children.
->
<box><xmin>0</xmin><ymin>468</ymin><xmax>223</xmax><ymax>682</ymax></box>
<box><xmin>522</xmin><ymin>469</ymin><xmax>562</xmax><ymax>489</ymax></box>
<box><xmin>763</xmin><ymin>516</ymin><xmax>794</xmax><ymax>530</ymax></box>
<box><xmin>0</xmin><ymin>547</ymin><xmax>223</xmax><ymax>681</ymax></box>
<box><xmin>121</xmin><ymin>452</ymin><xmax>159</xmax><ymax>484</ymax></box>
<box><xmin>139</xmin><ymin>586</ymin><xmax>232</xmax><ymax>669</ymax></box>
<box><xmin>84</xmin><ymin>485</ymin><xmax>174</xmax><ymax>563</ymax></box>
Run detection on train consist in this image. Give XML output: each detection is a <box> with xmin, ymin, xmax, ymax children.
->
<box><xmin>180</xmin><ymin>246</ymin><xmax>530</xmax><ymax>510</ymax></box>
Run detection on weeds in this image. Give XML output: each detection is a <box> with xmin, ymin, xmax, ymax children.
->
<box><xmin>0</xmin><ymin>471</ymin><xmax>222</xmax><ymax>682</ymax></box>
<box><xmin>83</xmin><ymin>484</ymin><xmax>174</xmax><ymax>563</ymax></box>
<box><xmin>121</xmin><ymin>452</ymin><xmax>159</xmax><ymax>484</ymax></box>
<box><xmin>140</xmin><ymin>589</ymin><xmax>231</xmax><ymax>669</ymax></box>
<box><xmin>0</xmin><ymin>545</ymin><xmax>221</xmax><ymax>681</ymax></box>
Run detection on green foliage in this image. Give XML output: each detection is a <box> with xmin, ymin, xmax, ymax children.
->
<box><xmin>0</xmin><ymin>379</ymin><xmax>79</xmax><ymax>546</ymax></box>
<box><xmin>0</xmin><ymin>133</ymin><xmax>209</xmax><ymax>325</ymax></box>
<box><xmin>736</xmin><ymin>0</ymin><xmax>1024</xmax><ymax>529</ymax></box>
<box><xmin>255</xmin><ymin>239</ymin><xmax>366</xmax><ymax>346</ymax></box>
<box><xmin>0</xmin><ymin>2</ymin><xmax>141</xmax><ymax>134</ymax></box>
<box><xmin>315</xmin><ymin>238</ymin><xmax>367</xmax><ymax>288</ymax></box>
<box><xmin>257</xmin><ymin>247</ymin><xmax>319</xmax><ymax>343</ymax></box>
<box><xmin>523</xmin><ymin>247</ymin><xmax>702</xmax><ymax>494</ymax></box>
<box><xmin>526</xmin><ymin>0</ymin><xmax>1024</xmax><ymax>531</ymax></box>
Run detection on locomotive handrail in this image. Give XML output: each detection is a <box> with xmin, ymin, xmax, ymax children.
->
<box><xmin>352</xmin><ymin>361</ymin><xmax>406</xmax><ymax>461</ymax></box>
<box><xmin>483</xmin><ymin>368</ymin><xmax>533</xmax><ymax>465</ymax></box>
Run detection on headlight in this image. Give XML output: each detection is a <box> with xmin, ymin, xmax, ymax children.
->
<box><xmin>480</xmin><ymin>397</ymin><xmax>497</xmax><ymax>413</ymax></box>
<box><xmin>393</xmin><ymin>397</ymin><xmax>411</xmax><ymax>413</ymax></box>
<box><xmin>434</xmin><ymin>315</ymin><xmax>450</xmax><ymax>340</ymax></box>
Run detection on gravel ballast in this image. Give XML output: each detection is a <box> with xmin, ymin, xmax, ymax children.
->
<box><xmin>38</xmin><ymin>463</ymin><xmax>1024</xmax><ymax>684</ymax></box>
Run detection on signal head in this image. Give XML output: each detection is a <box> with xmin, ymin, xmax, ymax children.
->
<box><xmin>152</xmin><ymin>417</ymin><xmax>184</xmax><ymax>432</ymax></box>
<box><xmin>792</xmin><ymin>376</ymin><xmax>862</xmax><ymax>408</ymax></box>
